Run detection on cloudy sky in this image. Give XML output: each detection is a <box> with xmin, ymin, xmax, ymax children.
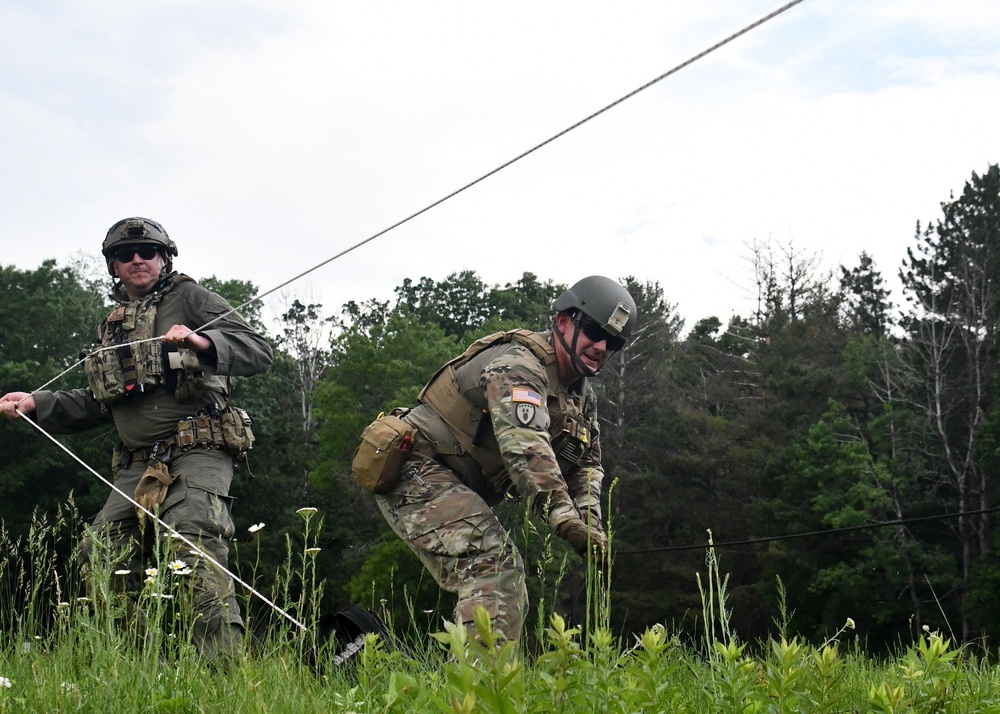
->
<box><xmin>3</xmin><ymin>0</ymin><xmax>999</xmax><ymax>332</ymax></box>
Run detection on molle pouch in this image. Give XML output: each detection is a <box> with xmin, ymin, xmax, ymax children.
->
<box><xmin>169</xmin><ymin>348</ymin><xmax>209</xmax><ymax>403</ymax></box>
<box><xmin>552</xmin><ymin>415</ymin><xmax>589</xmax><ymax>472</ymax></box>
<box><xmin>174</xmin><ymin>411</ymin><xmax>225</xmax><ymax>451</ymax></box>
<box><xmin>111</xmin><ymin>444</ymin><xmax>130</xmax><ymax>476</ymax></box>
<box><xmin>351</xmin><ymin>413</ymin><xmax>414</xmax><ymax>494</ymax></box>
<box><xmin>220</xmin><ymin>406</ymin><xmax>256</xmax><ymax>458</ymax></box>
<box><xmin>192</xmin><ymin>412</ymin><xmax>224</xmax><ymax>447</ymax></box>
<box><xmin>84</xmin><ymin>337</ymin><xmax>165</xmax><ymax>404</ymax></box>
<box><xmin>84</xmin><ymin>346</ymin><xmax>128</xmax><ymax>402</ymax></box>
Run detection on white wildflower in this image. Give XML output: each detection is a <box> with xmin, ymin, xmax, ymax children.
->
<box><xmin>304</xmin><ymin>547</ymin><xmax>321</xmax><ymax>556</ymax></box>
<box><xmin>145</xmin><ymin>567</ymin><xmax>158</xmax><ymax>578</ymax></box>
<box><xmin>167</xmin><ymin>560</ymin><xmax>192</xmax><ymax>575</ymax></box>
<box><xmin>296</xmin><ymin>507</ymin><xmax>318</xmax><ymax>517</ymax></box>
<box><xmin>0</xmin><ymin>676</ymin><xmax>11</xmax><ymax>688</ymax></box>
<box><xmin>76</xmin><ymin>597</ymin><xmax>90</xmax><ymax>604</ymax></box>
<box><xmin>248</xmin><ymin>522</ymin><xmax>265</xmax><ymax>533</ymax></box>
<box><xmin>845</xmin><ymin>618</ymin><xmax>855</xmax><ymax>630</ymax></box>
<box><xmin>114</xmin><ymin>569</ymin><xmax>130</xmax><ymax>576</ymax></box>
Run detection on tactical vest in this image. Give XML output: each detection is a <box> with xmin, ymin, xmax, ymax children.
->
<box><xmin>83</xmin><ymin>275</ymin><xmax>222</xmax><ymax>405</ymax></box>
<box><xmin>418</xmin><ymin>329</ymin><xmax>595</xmax><ymax>491</ymax></box>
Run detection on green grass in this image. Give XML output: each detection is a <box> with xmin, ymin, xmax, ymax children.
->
<box><xmin>2</xmin><ymin>513</ymin><xmax>1000</xmax><ymax>712</ymax></box>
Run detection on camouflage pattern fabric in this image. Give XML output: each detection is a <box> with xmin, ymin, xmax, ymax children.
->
<box><xmin>380</xmin><ymin>331</ymin><xmax>606</xmax><ymax>645</ymax></box>
<box><xmin>479</xmin><ymin>339</ymin><xmax>603</xmax><ymax>530</ymax></box>
<box><xmin>376</xmin><ymin>456</ymin><xmax>527</xmax><ymax>644</ymax></box>
<box><xmin>35</xmin><ymin>275</ymin><xmax>272</xmax><ymax>449</ymax></box>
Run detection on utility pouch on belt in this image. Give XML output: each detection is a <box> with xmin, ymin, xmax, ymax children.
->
<box><xmin>134</xmin><ymin>458</ymin><xmax>177</xmax><ymax>524</ymax></box>
<box><xmin>220</xmin><ymin>406</ymin><xmax>256</xmax><ymax>458</ymax></box>
<box><xmin>111</xmin><ymin>444</ymin><xmax>131</xmax><ymax>476</ymax></box>
<box><xmin>351</xmin><ymin>411</ymin><xmax>414</xmax><ymax>494</ymax></box>
<box><xmin>174</xmin><ymin>406</ymin><xmax>255</xmax><ymax>459</ymax></box>
<box><xmin>175</xmin><ymin>411</ymin><xmax>224</xmax><ymax>450</ymax></box>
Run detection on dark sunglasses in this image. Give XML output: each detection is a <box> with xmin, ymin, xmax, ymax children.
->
<box><xmin>112</xmin><ymin>245</ymin><xmax>160</xmax><ymax>262</ymax></box>
<box><xmin>578</xmin><ymin>316</ymin><xmax>626</xmax><ymax>352</ymax></box>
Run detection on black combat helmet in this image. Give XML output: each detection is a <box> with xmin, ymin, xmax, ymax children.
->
<box><xmin>101</xmin><ymin>217</ymin><xmax>178</xmax><ymax>277</ymax></box>
<box><xmin>552</xmin><ymin>275</ymin><xmax>637</xmax><ymax>377</ymax></box>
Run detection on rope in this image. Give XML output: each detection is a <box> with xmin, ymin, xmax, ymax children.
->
<box><xmin>9</xmin><ymin>0</ymin><xmax>809</xmax><ymax>628</ymax></box>
<box><xmin>16</xmin><ymin>411</ymin><xmax>307</xmax><ymax>632</ymax></box>
<box><xmin>25</xmin><ymin>0</ymin><xmax>808</xmax><ymax>400</ymax></box>
<box><xmin>615</xmin><ymin>506</ymin><xmax>1000</xmax><ymax>555</ymax></box>
<box><xmin>216</xmin><ymin>0</ymin><xmax>807</xmax><ymax>321</ymax></box>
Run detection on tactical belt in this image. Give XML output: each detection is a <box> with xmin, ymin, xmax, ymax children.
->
<box><xmin>114</xmin><ymin>413</ymin><xmax>228</xmax><ymax>470</ymax></box>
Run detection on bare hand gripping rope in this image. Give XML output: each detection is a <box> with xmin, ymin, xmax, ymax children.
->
<box><xmin>12</xmin><ymin>0</ymin><xmax>806</xmax><ymax>631</ymax></box>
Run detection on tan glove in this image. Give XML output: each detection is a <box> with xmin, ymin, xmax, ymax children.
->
<box><xmin>557</xmin><ymin>517</ymin><xmax>608</xmax><ymax>561</ymax></box>
<box><xmin>134</xmin><ymin>459</ymin><xmax>177</xmax><ymax>524</ymax></box>
<box><xmin>580</xmin><ymin>506</ymin><xmax>603</xmax><ymax>530</ymax></box>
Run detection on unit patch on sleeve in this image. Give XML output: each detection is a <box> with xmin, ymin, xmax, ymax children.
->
<box><xmin>512</xmin><ymin>387</ymin><xmax>542</xmax><ymax>426</ymax></box>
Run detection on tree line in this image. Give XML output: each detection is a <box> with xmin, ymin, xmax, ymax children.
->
<box><xmin>2</xmin><ymin>164</ymin><xmax>1000</xmax><ymax>653</ymax></box>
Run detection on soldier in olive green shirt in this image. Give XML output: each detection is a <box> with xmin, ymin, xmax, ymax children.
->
<box><xmin>0</xmin><ymin>217</ymin><xmax>272</xmax><ymax>663</ymax></box>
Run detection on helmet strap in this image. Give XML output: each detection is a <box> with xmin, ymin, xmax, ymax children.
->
<box><xmin>111</xmin><ymin>279</ymin><xmax>129</xmax><ymax>304</ymax></box>
<box><xmin>553</xmin><ymin>312</ymin><xmax>599</xmax><ymax>379</ymax></box>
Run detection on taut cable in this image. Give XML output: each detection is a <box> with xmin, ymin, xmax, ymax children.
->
<box><xmin>11</xmin><ymin>0</ymin><xmax>809</xmax><ymax>630</ymax></box>
<box><xmin>15</xmin><ymin>410</ymin><xmax>307</xmax><ymax>632</ymax></box>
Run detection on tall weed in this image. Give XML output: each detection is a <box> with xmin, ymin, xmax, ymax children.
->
<box><xmin>1</xmin><ymin>506</ymin><xmax>999</xmax><ymax>712</ymax></box>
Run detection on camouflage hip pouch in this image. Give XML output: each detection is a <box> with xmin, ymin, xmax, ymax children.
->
<box><xmin>351</xmin><ymin>410</ymin><xmax>414</xmax><ymax>494</ymax></box>
<box><xmin>219</xmin><ymin>406</ymin><xmax>256</xmax><ymax>459</ymax></box>
<box><xmin>174</xmin><ymin>407</ymin><xmax>255</xmax><ymax>459</ymax></box>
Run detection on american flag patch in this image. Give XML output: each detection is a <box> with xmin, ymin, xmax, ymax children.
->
<box><xmin>511</xmin><ymin>387</ymin><xmax>542</xmax><ymax>406</ymax></box>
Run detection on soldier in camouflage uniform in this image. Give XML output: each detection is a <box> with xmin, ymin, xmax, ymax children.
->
<box><xmin>0</xmin><ymin>217</ymin><xmax>272</xmax><ymax>663</ymax></box>
<box><xmin>373</xmin><ymin>275</ymin><xmax>637</xmax><ymax>645</ymax></box>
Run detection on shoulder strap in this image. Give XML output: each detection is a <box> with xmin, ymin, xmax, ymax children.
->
<box><xmin>418</xmin><ymin>330</ymin><xmax>553</xmax><ymax>402</ymax></box>
<box><xmin>418</xmin><ymin>330</ymin><xmax>555</xmax><ymax>483</ymax></box>
<box><xmin>507</xmin><ymin>329</ymin><xmax>556</xmax><ymax>365</ymax></box>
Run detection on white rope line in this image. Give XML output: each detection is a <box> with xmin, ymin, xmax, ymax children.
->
<box><xmin>211</xmin><ymin>0</ymin><xmax>809</xmax><ymax>325</ymax></box>
<box><xmin>11</xmin><ymin>0</ymin><xmax>807</xmax><ymax>630</ymax></box>
<box><xmin>31</xmin><ymin>0</ymin><xmax>809</xmax><ymax>398</ymax></box>
<box><xmin>16</xmin><ymin>410</ymin><xmax>307</xmax><ymax>632</ymax></box>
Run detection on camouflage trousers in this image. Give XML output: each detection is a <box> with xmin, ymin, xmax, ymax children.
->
<box><xmin>77</xmin><ymin>448</ymin><xmax>243</xmax><ymax>662</ymax></box>
<box><xmin>375</xmin><ymin>456</ymin><xmax>527</xmax><ymax>645</ymax></box>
